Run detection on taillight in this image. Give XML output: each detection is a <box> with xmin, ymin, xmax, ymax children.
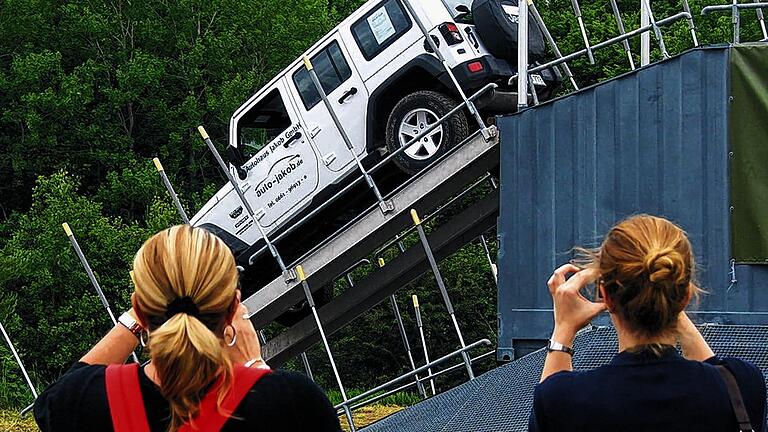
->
<box><xmin>438</xmin><ymin>22</ymin><xmax>463</xmax><ymax>45</ymax></box>
<box><xmin>467</xmin><ymin>61</ymin><xmax>484</xmax><ymax>73</ymax></box>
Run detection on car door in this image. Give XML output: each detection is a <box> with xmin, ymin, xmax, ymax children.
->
<box><xmin>289</xmin><ymin>34</ymin><xmax>369</xmax><ymax>174</ymax></box>
<box><xmin>230</xmin><ymin>80</ymin><xmax>321</xmax><ymax>233</ymax></box>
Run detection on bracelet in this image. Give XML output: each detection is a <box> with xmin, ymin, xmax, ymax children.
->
<box><xmin>546</xmin><ymin>339</ymin><xmax>575</xmax><ymax>356</ymax></box>
<box><xmin>118</xmin><ymin>312</ymin><xmax>144</xmax><ymax>339</ymax></box>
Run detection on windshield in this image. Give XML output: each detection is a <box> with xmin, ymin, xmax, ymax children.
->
<box><xmin>236</xmin><ymin>89</ymin><xmax>292</xmax><ymax>158</ymax></box>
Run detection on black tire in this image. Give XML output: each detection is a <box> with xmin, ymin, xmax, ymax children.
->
<box><xmin>275</xmin><ymin>283</ymin><xmax>334</xmax><ymax>327</ymax></box>
<box><xmin>471</xmin><ymin>0</ymin><xmax>546</xmax><ymax>63</ymax></box>
<box><xmin>385</xmin><ymin>90</ymin><xmax>469</xmax><ymax>175</ymax></box>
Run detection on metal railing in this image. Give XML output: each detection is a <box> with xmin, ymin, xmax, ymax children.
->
<box><xmin>702</xmin><ymin>1</ymin><xmax>768</xmax><ymax>42</ymax></box>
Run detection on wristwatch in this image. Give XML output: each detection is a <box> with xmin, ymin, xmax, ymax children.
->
<box><xmin>118</xmin><ymin>311</ymin><xmax>144</xmax><ymax>339</ymax></box>
<box><xmin>546</xmin><ymin>339</ymin><xmax>575</xmax><ymax>356</ymax></box>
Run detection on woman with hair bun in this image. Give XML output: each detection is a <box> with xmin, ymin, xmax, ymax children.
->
<box><xmin>34</xmin><ymin>225</ymin><xmax>341</xmax><ymax>432</ymax></box>
<box><xmin>529</xmin><ymin>214</ymin><xmax>766</xmax><ymax>432</ymax></box>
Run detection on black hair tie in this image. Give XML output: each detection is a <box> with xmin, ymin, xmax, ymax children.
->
<box><xmin>165</xmin><ymin>296</ymin><xmax>200</xmax><ymax>319</ymax></box>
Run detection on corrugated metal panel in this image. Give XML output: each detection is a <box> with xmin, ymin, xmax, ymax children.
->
<box><xmin>497</xmin><ymin>46</ymin><xmax>768</xmax><ymax>359</ymax></box>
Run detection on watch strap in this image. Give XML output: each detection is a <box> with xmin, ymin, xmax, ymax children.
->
<box><xmin>118</xmin><ymin>312</ymin><xmax>143</xmax><ymax>339</ymax></box>
<box><xmin>546</xmin><ymin>339</ymin><xmax>575</xmax><ymax>356</ymax></box>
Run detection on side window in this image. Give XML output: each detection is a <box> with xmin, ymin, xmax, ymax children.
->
<box><xmin>351</xmin><ymin>0</ymin><xmax>412</xmax><ymax>61</ymax></box>
<box><xmin>237</xmin><ymin>89</ymin><xmax>292</xmax><ymax>158</ymax></box>
<box><xmin>293</xmin><ymin>41</ymin><xmax>352</xmax><ymax>110</ymax></box>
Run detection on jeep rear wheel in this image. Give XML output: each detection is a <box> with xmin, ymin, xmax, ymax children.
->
<box><xmin>385</xmin><ymin>90</ymin><xmax>469</xmax><ymax>175</ymax></box>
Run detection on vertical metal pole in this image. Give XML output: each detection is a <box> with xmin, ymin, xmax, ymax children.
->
<box><xmin>410</xmin><ymin>209</ymin><xmax>474</xmax><ymax>380</ymax></box>
<box><xmin>732</xmin><ymin>0</ymin><xmax>741</xmax><ymax>42</ymax></box>
<box><xmin>518</xmin><ymin>0</ymin><xmax>529</xmax><ymax>110</ymax></box>
<box><xmin>609</xmin><ymin>0</ymin><xmax>636</xmax><ymax>70</ymax></box>
<box><xmin>0</xmin><ymin>320</ymin><xmax>37</xmax><ymax>399</ymax></box>
<box><xmin>529</xmin><ymin>1</ymin><xmax>579</xmax><ymax>90</ymax></box>
<box><xmin>756</xmin><ymin>0</ymin><xmax>768</xmax><ymax>39</ymax></box>
<box><xmin>479</xmin><ymin>235</ymin><xmax>498</xmax><ymax>284</ymax></box>
<box><xmin>640</xmin><ymin>0</ymin><xmax>651</xmax><ymax>66</ymax></box>
<box><xmin>197</xmin><ymin>127</ymin><xmax>292</xmax><ymax>280</ymax></box>
<box><xmin>412</xmin><ymin>295</ymin><xmax>436</xmax><ymax>396</ymax></box>
<box><xmin>63</xmin><ymin>223</ymin><xmax>140</xmax><ymax>364</ymax></box>
<box><xmin>681</xmin><ymin>0</ymin><xmax>700</xmax><ymax>46</ymax></box>
<box><xmin>300</xmin><ymin>352</ymin><xmax>315</xmax><ymax>381</ymax></box>
<box><xmin>302</xmin><ymin>58</ymin><xmax>393</xmax><ymax>214</ymax></box>
<box><xmin>399</xmin><ymin>0</ymin><xmax>491</xmax><ymax>139</ymax></box>
<box><xmin>295</xmin><ymin>265</ymin><xmax>356</xmax><ymax>431</ymax></box>
<box><xmin>640</xmin><ymin>0</ymin><xmax>670</xmax><ymax>59</ymax></box>
<box><xmin>570</xmin><ymin>0</ymin><xmax>596</xmax><ymax>64</ymax></box>
<box><xmin>152</xmin><ymin>158</ymin><xmax>190</xmax><ymax>225</ymax></box>
<box><xmin>377</xmin><ymin>258</ymin><xmax>427</xmax><ymax>398</ymax></box>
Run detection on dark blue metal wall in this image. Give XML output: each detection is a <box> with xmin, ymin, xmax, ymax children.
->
<box><xmin>497</xmin><ymin>46</ymin><xmax>768</xmax><ymax>361</ymax></box>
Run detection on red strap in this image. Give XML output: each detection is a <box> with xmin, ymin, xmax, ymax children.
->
<box><xmin>105</xmin><ymin>364</ymin><xmax>151</xmax><ymax>432</ymax></box>
<box><xmin>179</xmin><ymin>366</ymin><xmax>272</xmax><ymax>432</ymax></box>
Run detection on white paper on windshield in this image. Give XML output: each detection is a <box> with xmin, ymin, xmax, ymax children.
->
<box><xmin>368</xmin><ymin>7</ymin><xmax>396</xmax><ymax>44</ymax></box>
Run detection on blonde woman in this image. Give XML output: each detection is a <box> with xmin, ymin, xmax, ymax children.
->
<box><xmin>529</xmin><ymin>215</ymin><xmax>766</xmax><ymax>432</ymax></box>
<box><xmin>34</xmin><ymin>225</ymin><xmax>341</xmax><ymax>432</ymax></box>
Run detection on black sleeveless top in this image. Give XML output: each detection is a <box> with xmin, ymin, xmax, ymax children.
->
<box><xmin>34</xmin><ymin>362</ymin><xmax>342</xmax><ymax>432</ymax></box>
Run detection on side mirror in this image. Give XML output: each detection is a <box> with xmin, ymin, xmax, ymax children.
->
<box><xmin>226</xmin><ymin>145</ymin><xmax>248</xmax><ymax>180</ymax></box>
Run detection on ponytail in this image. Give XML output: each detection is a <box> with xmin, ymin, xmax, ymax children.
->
<box><xmin>149</xmin><ymin>314</ymin><xmax>233</xmax><ymax>431</ymax></box>
<box><xmin>132</xmin><ymin>225</ymin><xmax>239</xmax><ymax>432</ymax></box>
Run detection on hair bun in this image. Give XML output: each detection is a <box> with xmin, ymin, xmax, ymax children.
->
<box><xmin>644</xmin><ymin>247</ymin><xmax>685</xmax><ymax>284</ymax></box>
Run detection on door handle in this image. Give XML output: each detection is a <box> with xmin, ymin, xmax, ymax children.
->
<box><xmin>337</xmin><ymin>87</ymin><xmax>358</xmax><ymax>104</ymax></box>
<box><xmin>283</xmin><ymin>131</ymin><xmax>303</xmax><ymax>148</ymax></box>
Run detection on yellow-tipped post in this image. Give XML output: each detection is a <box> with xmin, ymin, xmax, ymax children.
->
<box><xmin>62</xmin><ymin>222</ymin><xmax>73</xmax><ymax>237</ymax></box>
<box><xmin>410</xmin><ymin>209</ymin><xmax>422</xmax><ymax>225</ymax></box>
<box><xmin>197</xmin><ymin>126</ymin><xmax>209</xmax><ymax>140</ymax></box>
<box><xmin>377</xmin><ymin>257</ymin><xmax>385</xmax><ymax>268</ymax></box>
<box><xmin>152</xmin><ymin>157</ymin><xmax>164</xmax><ymax>172</ymax></box>
<box><xmin>303</xmin><ymin>56</ymin><xmax>313</xmax><ymax>71</ymax></box>
<box><xmin>296</xmin><ymin>265</ymin><xmax>306</xmax><ymax>282</ymax></box>
<box><xmin>412</xmin><ymin>295</ymin><xmax>419</xmax><ymax>308</ymax></box>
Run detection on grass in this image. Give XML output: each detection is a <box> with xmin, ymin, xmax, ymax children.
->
<box><xmin>340</xmin><ymin>404</ymin><xmax>404</xmax><ymax>431</ymax></box>
<box><xmin>327</xmin><ymin>388</ymin><xmax>423</xmax><ymax>407</ymax></box>
<box><xmin>0</xmin><ymin>410</ymin><xmax>37</xmax><ymax>432</ymax></box>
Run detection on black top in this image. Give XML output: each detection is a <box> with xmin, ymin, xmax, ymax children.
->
<box><xmin>34</xmin><ymin>362</ymin><xmax>342</xmax><ymax>432</ymax></box>
<box><xmin>529</xmin><ymin>348</ymin><xmax>767</xmax><ymax>432</ymax></box>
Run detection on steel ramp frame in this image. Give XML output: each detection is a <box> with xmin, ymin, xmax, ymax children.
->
<box><xmin>263</xmin><ymin>188</ymin><xmax>499</xmax><ymax>366</ymax></box>
<box><xmin>243</xmin><ymin>126</ymin><xmax>500</xmax><ymax>329</ymax></box>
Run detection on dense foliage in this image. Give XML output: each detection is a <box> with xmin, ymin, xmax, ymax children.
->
<box><xmin>0</xmin><ymin>0</ymin><xmax>764</xmax><ymax>408</ymax></box>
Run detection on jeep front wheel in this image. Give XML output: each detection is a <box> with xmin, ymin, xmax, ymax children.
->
<box><xmin>385</xmin><ymin>90</ymin><xmax>469</xmax><ymax>175</ymax></box>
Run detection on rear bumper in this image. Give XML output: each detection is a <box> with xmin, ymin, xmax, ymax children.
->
<box><xmin>451</xmin><ymin>55</ymin><xmax>563</xmax><ymax>107</ymax></box>
<box><xmin>451</xmin><ymin>55</ymin><xmax>514</xmax><ymax>93</ymax></box>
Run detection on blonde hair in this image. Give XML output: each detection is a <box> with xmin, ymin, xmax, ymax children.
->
<box><xmin>583</xmin><ymin>215</ymin><xmax>701</xmax><ymax>338</ymax></box>
<box><xmin>132</xmin><ymin>225</ymin><xmax>238</xmax><ymax>431</ymax></box>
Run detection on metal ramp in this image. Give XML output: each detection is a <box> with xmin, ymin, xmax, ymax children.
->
<box><xmin>362</xmin><ymin>325</ymin><xmax>768</xmax><ymax>432</ymax></box>
<box><xmin>243</xmin><ymin>127</ymin><xmax>500</xmax><ymax>349</ymax></box>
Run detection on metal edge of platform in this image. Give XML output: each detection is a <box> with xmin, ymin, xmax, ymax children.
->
<box><xmin>244</xmin><ymin>128</ymin><xmax>500</xmax><ymax>329</ymax></box>
<box><xmin>263</xmin><ymin>189</ymin><xmax>500</xmax><ymax>366</ymax></box>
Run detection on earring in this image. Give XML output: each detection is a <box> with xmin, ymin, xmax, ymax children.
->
<box><xmin>140</xmin><ymin>330</ymin><xmax>150</xmax><ymax>348</ymax></box>
<box><xmin>224</xmin><ymin>325</ymin><xmax>238</xmax><ymax>347</ymax></box>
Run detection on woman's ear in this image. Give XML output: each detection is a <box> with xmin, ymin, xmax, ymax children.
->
<box><xmin>600</xmin><ymin>284</ymin><xmax>614</xmax><ymax>312</ymax></box>
<box><xmin>131</xmin><ymin>293</ymin><xmax>149</xmax><ymax>328</ymax></box>
<box><xmin>226</xmin><ymin>289</ymin><xmax>241</xmax><ymax>326</ymax></box>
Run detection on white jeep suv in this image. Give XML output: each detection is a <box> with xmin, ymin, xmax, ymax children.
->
<box><xmin>191</xmin><ymin>0</ymin><xmax>560</xmax><ymax>324</ymax></box>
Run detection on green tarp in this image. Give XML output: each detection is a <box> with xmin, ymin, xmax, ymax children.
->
<box><xmin>730</xmin><ymin>44</ymin><xmax>768</xmax><ymax>264</ymax></box>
